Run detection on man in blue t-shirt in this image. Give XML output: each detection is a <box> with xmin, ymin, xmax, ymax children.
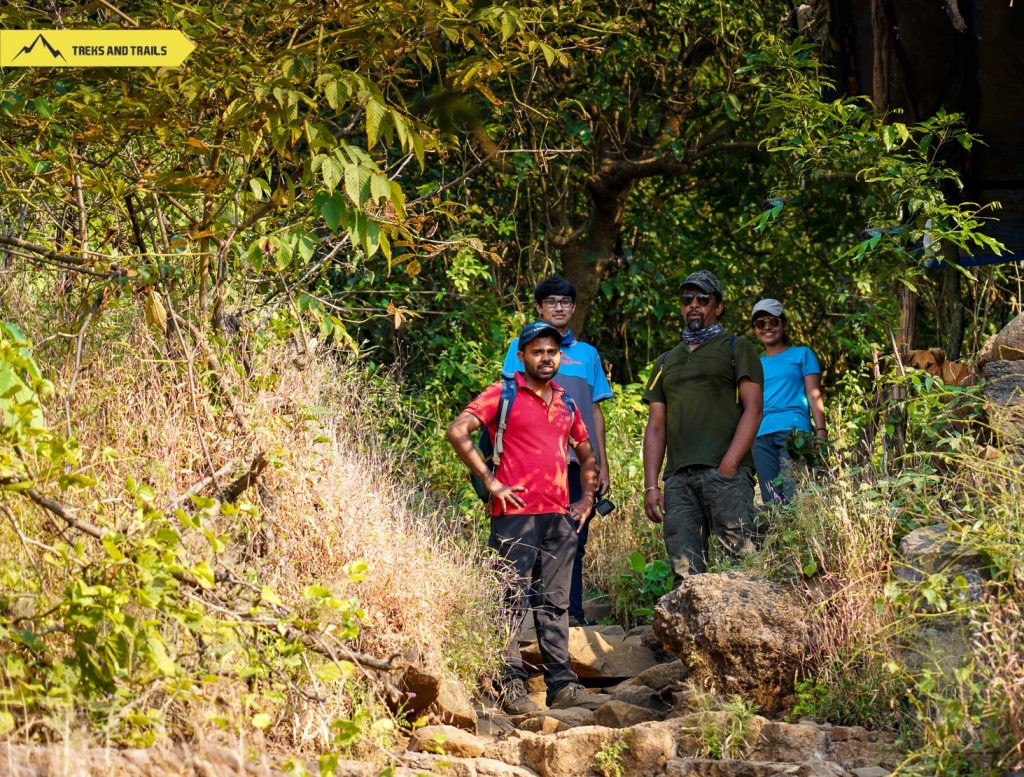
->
<box><xmin>501</xmin><ymin>277</ymin><xmax>614</xmax><ymax>626</ymax></box>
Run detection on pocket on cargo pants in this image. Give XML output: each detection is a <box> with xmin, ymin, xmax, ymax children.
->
<box><xmin>704</xmin><ymin>466</ymin><xmax>756</xmax><ymax>559</ymax></box>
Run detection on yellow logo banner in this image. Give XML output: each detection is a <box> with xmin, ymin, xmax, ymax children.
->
<box><xmin>0</xmin><ymin>30</ymin><xmax>194</xmax><ymax>68</ymax></box>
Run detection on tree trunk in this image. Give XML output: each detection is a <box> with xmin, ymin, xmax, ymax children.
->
<box><xmin>560</xmin><ymin>177</ymin><xmax>633</xmax><ymax>336</ymax></box>
<box><xmin>896</xmin><ymin>282</ymin><xmax>917</xmax><ymax>351</ymax></box>
<box><xmin>936</xmin><ymin>242</ymin><xmax>965</xmax><ymax>359</ymax></box>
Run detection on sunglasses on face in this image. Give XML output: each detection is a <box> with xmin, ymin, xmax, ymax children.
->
<box><xmin>541</xmin><ymin>297</ymin><xmax>575</xmax><ymax>309</ymax></box>
<box><xmin>681</xmin><ymin>292</ymin><xmax>712</xmax><ymax>306</ymax></box>
<box><xmin>753</xmin><ymin>316</ymin><xmax>782</xmax><ymax>331</ymax></box>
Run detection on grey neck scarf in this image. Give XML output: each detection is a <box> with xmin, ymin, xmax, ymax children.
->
<box><xmin>682</xmin><ymin>322</ymin><xmax>723</xmax><ymax>346</ymax></box>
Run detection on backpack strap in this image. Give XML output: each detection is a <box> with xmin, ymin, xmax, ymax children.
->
<box><xmin>565</xmin><ymin>395</ymin><xmax>579</xmax><ymax>446</ymax></box>
<box><xmin>490</xmin><ymin>377</ymin><xmax>517</xmax><ymax>468</ymax></box>
<box><xmin>646</xmin><ymin>351</ymin><xmax>671</xmax><ymax>392</ymax></box>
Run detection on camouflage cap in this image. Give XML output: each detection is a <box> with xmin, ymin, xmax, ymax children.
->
<box><xmin>680</xmin><ymin>269</ymin><xmax>724</xmax><ymax>299</ymax></box>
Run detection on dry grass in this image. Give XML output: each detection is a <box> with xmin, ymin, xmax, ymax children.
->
<box><xmin>0</xmin><ymin>281</ymin><xmax>505</xmax><ymax>752</ymax></box>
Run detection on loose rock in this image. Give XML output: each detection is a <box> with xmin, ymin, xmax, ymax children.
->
<box><xmin>407</xmin><ymin>725</ymin><xmax>488</xmax><ymax>758</ymax></box>
<box><xmin>653</xmin><ymin>572</ymin><xmax>810</xmax><ymax>712</ymax></box>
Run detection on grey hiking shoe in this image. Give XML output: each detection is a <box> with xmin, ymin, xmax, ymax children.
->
<box><xmin>499</xmin><ymin>679</ymin><xmax>541</xmax><ymax>715</ymax></box>
<box><xmin>547</xmin><ymin>682</ymin><xmax>606</xmax><ymax>711</ymax></box>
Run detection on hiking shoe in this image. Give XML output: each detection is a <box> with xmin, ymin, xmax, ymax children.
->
<box><xmin>568</xmin><ymin>616</ymin><xmax>597</xmax><ymax>627</ymax></box>
<box><xmin>499</xmin><ymin>679</ymin><xmax>541</xmax><ymax>715</ymax></box>
<box><xmin>547</xmin><ymin>682</ymin><xmax>607</xmax><ymax>711</ymax></box>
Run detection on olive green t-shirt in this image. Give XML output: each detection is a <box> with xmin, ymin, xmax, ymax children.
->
<box><xmin>643</xmin><ymin>332</ymin><xmax>764</xmax><ymax>475</ymax></box>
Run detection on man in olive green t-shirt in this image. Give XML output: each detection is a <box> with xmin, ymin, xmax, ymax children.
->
<box><xmin>642</xmin><ymin>270</ymin><xmax>763</xmax><ymax>581</ymax></box>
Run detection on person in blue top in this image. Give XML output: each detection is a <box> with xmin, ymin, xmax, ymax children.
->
<box><xmin>750</xmin><ymin>299</ymin><xmax>827</xmax><ymax>505</ymax></box>
<box><xmin>502</xmin><ymin>277</ymin><xmax>614</xmax><ymax>626</ymax></box>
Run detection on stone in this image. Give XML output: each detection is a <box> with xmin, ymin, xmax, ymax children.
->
<box><xmin>585</xmin><ymin>596</ymin><xmax>614</xmax><ymax>623</ymax></box>
<box><xmin>394</xmin><ymin>662</ymin><xmax>441</xmax><ymax>719</ymax></box>
<box><xmin>476</xmin><ymin>712</ymin><xmax>517</xmax><ymax>739</ymax></box>
<box><xmin>747</xmin><ymin>721</ymin><xmax>830</xmax><ymax>762</ymax></box>
<box><xmin>521</xmin><ymin>625</ymin><xmax>658</xmax><ymax>680</ymax></box>
<box><xmin>664</xmin><ymin>758</ymin><xmax>851</xmax><ymax>776</ymax></box>
<box><xmin>826</xmin><ymin>725</ymin><xmax>899</xmax><ymax>768</ymax></box>
<box><xmin>407</xmin><ymin>724</ymin><xmax>488</xmax><ymax>758</ymax></box>
<box><xmin>525</xmin><ymin>674</ymin><xmax>546</xmax><ymax>694</ymax></box>
<box><xmin>519</xmin><ymin>714</ymin><xmax>573</xmax><ymax>734</ymax></box>
<box><xmin>653</xmin><ymin>572</ymin><xmax>810</xmax><ymax>712</ymax></box>
<box><xmin>402</xmin><ymin>751</ymin><xmax>538</xmax><ymax>777</ymax></box>
<box><xmin>583</xmin><ymin>699</ymin><xmax>662</xmax><ymax>728</ymax></box>
<box><xmin>484</xmin><ymin>723</ymin><xmax>674</xmax><ymax>777</ymax></box>
<box><xmin>894</xmin><ymin>524</ymin><xmax>989</xmax><ymax>583</ymax></box>
<box><xmin>983</xmin><ymin>359</ymin><xmax>1024</xmax><ymax>407</ymax></box>
<box><xmin>621</xmin><ymin>658</ymin><xmax>688</xmax><ymax>691</ymax></box>
<box><xmin>851</xmin><ymin>768</ymin><xmax>892</xmax><ymax>777</ymax></box>
<box><xmin>532</xmin><ymin>706</ymin><xmax>591</xmax><ymax>728</ymax></box>
<box><xmin>433</xmin><ymin>675</ymin><xmax>478</xmax><ymax>730</ymax></box>
<box><xmin>0</xmin><ymin>742</ymin><xmax>376</xmax><ymax>777</ymax></box>
<box><xmin>978</xmin><ymin>313</ymin><xmax>1024</xmax><ymax>365</ymax></box>
<box><xmin>608</xmin><ymin>683</ymin><xmax>671</xmax><ymax>713</ymax></box>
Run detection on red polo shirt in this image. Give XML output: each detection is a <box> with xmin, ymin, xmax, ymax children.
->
<box><xmin>467</xmin><ymin>372</ymin><xmax>590</xmax><ymax>516</ymax></box>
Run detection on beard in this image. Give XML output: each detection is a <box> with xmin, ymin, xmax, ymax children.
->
<box><xmin>524</xmin><ymin>362</ymin><xmax>557</xmax><ymax>380</ymax></box>
<box><xmin>686</xmin><ymin>315</ymin><xmax>705</xmax><ymax>332</ymax></box>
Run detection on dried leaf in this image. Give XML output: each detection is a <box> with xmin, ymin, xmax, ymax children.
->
<box><xmin>144</xmin><ymin>289</ymin><xmax>168</xmax><ymax>335</ymax></box>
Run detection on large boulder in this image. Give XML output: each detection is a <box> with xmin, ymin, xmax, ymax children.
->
<box><xmin>982</xmin><ymin>359</ymin><xmax>1024</xmax><ymax>408</ymax></box>
<box><xmin>653</xmin><ymin>572</ymin><xmax>810</xmax><ymax>712</ymax></box>
<box><xmin>978</xmin><ymin>313</ymin><xmax>1024</xmax><ymax>365</ymax></box>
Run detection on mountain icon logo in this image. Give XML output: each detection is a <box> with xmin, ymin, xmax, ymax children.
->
<box><xmin>12</xmin><ymin>33</ymin><xmax>66</xmax><ymax>62</ymax></box>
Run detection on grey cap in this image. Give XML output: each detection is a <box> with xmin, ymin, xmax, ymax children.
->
<box><xmin>751</xmin><ymin>298</ymin><xmax>784</xmax><ymax>320</ymax></box>
<box><xmin>680</xmin><ymin>269</ymin><xmax>723</xmax><ymax>299</ymax></box>
<box><xmin>517</xmin><ymin>320</ymin><xmax>562</xmax><ymax>349</ymax></box>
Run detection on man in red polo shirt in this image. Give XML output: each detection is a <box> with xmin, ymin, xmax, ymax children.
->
<box><xmin>447</xmin><ymin>321</ymin><xmax>605</xmax><ymax>714</ymax></box>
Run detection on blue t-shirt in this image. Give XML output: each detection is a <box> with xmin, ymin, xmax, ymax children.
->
<box><xmin>758</xmin><ymin>346</ymin><xmax>821</xmax><ymax>437</ymax></box>
<box><xmin>501</xmin><ymin>330</ymin><xmax>613</xmax><ymax>465</ymax></box>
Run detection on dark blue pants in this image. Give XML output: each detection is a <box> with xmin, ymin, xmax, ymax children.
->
<box><xmin>567</xmin><ymin>462</ymin><xmax>595</xmax><ymax>620</ymax></box>
<box><xmin>489</xmin><ymin>513</ymin><xmax>579</xmax><ymax>697</ymax></box>
<box><xmin>752</xmin><ymin>431</ymin><xmax>794</xmax><ymax>505</ymax></box>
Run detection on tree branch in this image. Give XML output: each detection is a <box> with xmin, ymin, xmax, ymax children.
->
<box><xmin>0</xmin><ymin>235</ymin><xmax>87</xmax><ymax>266</ymax></box>
<box><xmin>214</xmin><ymin>452</ymin><xmax>268</xmax><ymax>503</ymax></box>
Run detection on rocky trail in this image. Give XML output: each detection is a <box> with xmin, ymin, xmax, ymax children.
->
<box><xmin>1</xmin><ymin>574</ymin><xmax>905</xmax><ymax>777</ymax></box>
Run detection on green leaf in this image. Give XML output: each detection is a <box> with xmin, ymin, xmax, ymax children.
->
<box><xmin>321</xmin><ymin>155</ymin><xmax>345</xmax><ymax>193</ymax></box>
<box><xmin>628</xmin><ymin>551</ymin><xmax>646</xmax><ymax>574</ymax></box>
<box><xmin>0</xmin><ymin>711</ymin><xmax>15</xmax><ymax>735</ymax></box>
<box><xmin>344</xmin><ymin>164</ymin><xmax>372</xmax><ymax>206</ymax></box>
<box><xmin>365</xmin><ymin>97</ymin><xmax>388</xmax><ymax>148</ymax></box>
<box><xmin>191</xmin><ymin>561</ymin><xmax>215</xmax><ymax>589</ymax></box>
<box><xmin>252</xmin><ymin>712</ymin><xmax>272</xmax><ymax>729</ymax></box>
<box><xmin>370</xmin><ymin>173</ymin><xmax>391</xmax><ymax>203</ymax></box>
<box><xmin>147</xmin><ymin>632</ymin><xmax>177</xmax><ymax>676</ymax></box>
<box><xmin>316</xmin><ymin>662</ymin><xmax>346</xmax><ymax>682</ymax></box>
<box><xmin>345</xmin><ymin>559</ymin><xmax>369</xmax><ymax>582</ymax></box>
<box><xmin>315</xmin><ymin>191</ymin><xmax>347</xmax><ymax>232</ymax></box>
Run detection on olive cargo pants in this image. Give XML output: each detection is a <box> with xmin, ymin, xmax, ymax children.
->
<box><xmin>663</xmin><ymin>465</ymin><xmax>757</xmax><ymax>580</ymax></box>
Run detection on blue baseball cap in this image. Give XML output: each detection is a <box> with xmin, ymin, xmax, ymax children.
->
<box><xmin>517</xmin><ymin>320</ymin><xmax>562</xmax><ymax>349</ymax></box>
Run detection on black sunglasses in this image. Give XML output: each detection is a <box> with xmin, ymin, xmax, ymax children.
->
<box><xmin>681</xmin><ymin>292</ymin><xmax>712</xmax><ymax>306</ymax></box>
<box><xmin>753</xmin><ymin>316</ymin><xmax>783</xmax><ymax>330</ymax></box>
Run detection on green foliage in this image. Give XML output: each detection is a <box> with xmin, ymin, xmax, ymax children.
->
<box><xmin>0</xmin><ymin>323</ymin><xmax>378</xmax><ymax>743</ymax></box>
<box><xmin>616</xmin><ymin>552</ymin><xmax>673</xmax><ymax>622</ymax></box>
<box><xmin>594</xmin><ymin>736</ymin><xmax>628</xmax><ymax>777</ymax></box>
<box><xmin>697</xmin><ymin>696</ymin><xmax>759</xmax><ymax>760</ymax></box>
